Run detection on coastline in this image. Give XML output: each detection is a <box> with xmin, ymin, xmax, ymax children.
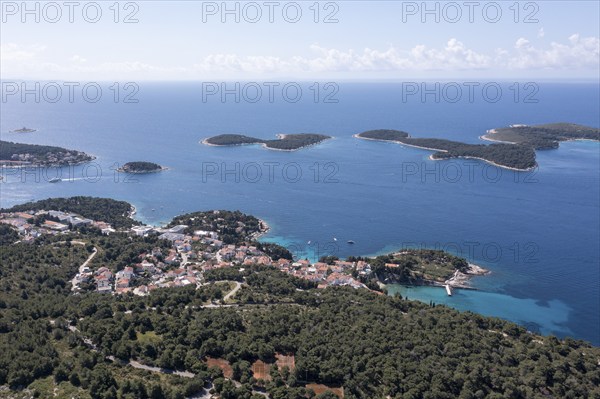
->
<box><xmin>442</xmin><ymin>263</ymin><xmax>491</xmax><ymax>289</ymax></box>
<box><xmin>0</xmin><ymin>156</ymin><xmax>97</xmax><ymax>169</ymax></box>
<box><xmin>382</xmin><ymin>263</ymin><xmax>490</xmax><ymax>291</ymax></box>
<box><xmin>250</xmin><ymin>218</ymin><xmax>271</xmax><ymax>240</ymax></box>
<box><xmin>356</xmin><ymin>133</ymin><xmax>535</xmax><ymax>171</ymax></box>
<box><xmin>428</xmin><ymin>154</ymin><xmax>536</xmax><ymax>172</ymax></box>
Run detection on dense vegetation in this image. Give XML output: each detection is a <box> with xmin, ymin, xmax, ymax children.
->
<box><xmin>357</xmin><ymin>129</ymin><xmax>410</xmax><ymax>141</ymax></box>
<box><xmin>168</xmin><ymin>210</ymin><xmax>261</xmax><ymax>244</ymax></box>
<box><xmin>0</xmin><ymin>224</ymin><xmax>19</xmax><ymax>245</ymax></box>
<box><xmin>205</xmin><ymin>134</ymin><xmax>267</xmax><ymax>146</ymax></box>
<box><xmin>486</xmin><ymin>123</ymin><xmax>600</xmax><ymax>149</ymax></box>
<box><xmin>356</xmin><ymin>130</ymin><xmax>537</xmax><ymax>170</ymax></box>
<box><xmin>0</xmin><ymin>140</ymin><xmax>93</xmax><ymax>166</ymax></box>
<box><xmin>367</xmin><ymin>249</ymin><xmax>469</xmax><ymax>284</ymax></box>
<box><xmin>2</xmin><ymin>199</ymin><xmax>600</xmax><ymax>398</ymax></box>
<box><xmin>118</xmin><ymin>161</ymin><xmax>164</xmax><ymax>173</ymax></box>
<box><xmin>2</xmin><ymin>197</ymin><xmax>138</xmax><ymax>229</ymax></box>
<box><xmin>204</xmin><ymin>134</ymin><xmax>331</xmax><ymax>151</ymax></box>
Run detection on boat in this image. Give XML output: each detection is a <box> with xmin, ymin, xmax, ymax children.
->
<box><xmin>48</xmin><ymin>178</ymin><xmax>61</xmax><ymax>183</ymax></box>
<box><xmin>333</xmin><ymin>237</ymin><xmax>337</xmax><ymax>241</ymax></box>
<box><xmin>347</xmin><ymin>240</ymin><xmax>355</xmax><ymax>244</ymax></box>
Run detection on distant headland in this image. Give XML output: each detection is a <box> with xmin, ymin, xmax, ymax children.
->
<box><xmin>10</xmin><ymin>127</ymin><xmax>37</xmax><ymax>133</ymax></box>
<box><xmin>482</xmin><ymin>122</ymin><xmax>600</xmax><ymax>149</ymax></box>
<box><xmin>202</xmin><ymin>133</ymin><xmax>332</xmax><ymax>151</ymax></box>
<box><xmin>117</xmin><ymin>161</ymin><xmax>166</xmax><ymax>174</ymax></box>
<box><xmin>0</xmin><ymin>140</ymin><xmax>94</xmax><ymax>167</ymax></box>
<box><xmin>355</xmin><ymin>129</ymin><xmax>537</xmax><ymax>171</ymax></box>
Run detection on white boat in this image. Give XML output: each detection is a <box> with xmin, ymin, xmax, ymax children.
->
<box><xmin>333</xmin><ymin>237</ymin><xmax>337</xmax><ymax>241</ymax></box>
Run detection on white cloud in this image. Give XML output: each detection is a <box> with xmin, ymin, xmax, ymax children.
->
<box><xmin>507</xmin><ymin>34</ymin><xmax>600</xmax><ymax>69</ymax></box>
<box><xmin>0</xmin><ymin>43</ymin><xmax>45</xmax><ymax>61</ymax></box>
<box><xmin>1</xmin><ymin>35</ymin><xmax>598</xmax><ymax>79</ymax></box>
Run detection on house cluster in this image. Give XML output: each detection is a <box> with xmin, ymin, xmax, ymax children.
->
<box><xmin>272</xmin><ymin>258</ymin><xmax>371</xmax><ymax>289</ymax></box>
<box><xmin>0</xmin><ymin>209</ymin><xmax>116</xmax><ymax>242</ymax></box>
<box><xmin>3</xmin><ymin>209</ymin><xmax>374</xmax><ymax>295</ymax></box>
<box><xmin>89</xmin><ymin>222</ymin><xmax>373</xmax><ymax>295</ymax></box>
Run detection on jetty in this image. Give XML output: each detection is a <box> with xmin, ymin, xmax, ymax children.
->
<box><xmin>445</xmin><ymin>284</ymin><xmax>453</xmax><ymax>296</ymax></box>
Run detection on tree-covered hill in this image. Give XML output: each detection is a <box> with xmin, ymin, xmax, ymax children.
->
<box><xmin>2</xmin><ymin>197</ymin><xmax>138</xmax><ymax>229</ymax></box>
<box><xmin>0</xmin><ymin>140</ymin><xmax>94</xmax><ymax>166</ymax></box>
<box><xmin>485</xmin><ymin>123</ymin><xmax>600</xmax><ymax>149</ymax></box>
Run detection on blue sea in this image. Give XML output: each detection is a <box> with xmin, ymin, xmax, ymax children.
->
<box><xmin>1</xmin><ymin>81</ymin><xmax>598</xmax><ymax>345</ymax></box>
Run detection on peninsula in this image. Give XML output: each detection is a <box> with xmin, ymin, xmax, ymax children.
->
<box><xmin>482</xmin><ymin>122</ymin><xmax>600</xmax><ymax>149</ymax></box>
<box><xmin>1</xmin><ymin>196</ymin><xmax>599</xmax><ymax>399</ymax></box>
<box><xmin>203</xmin><ymin>133</ymin><xmax>332</xmax><ymax>151</ymax></box>
<box><xmin>356</xmin><ymin>129</ymin><xmax>537</xmax><ymax>170</ymax></box>
<box><xmin>0</xmin><ymin>140</ymin><xmax>94</xmax><ymax>167</ymax></box>
<box><xmin>117</xmin><ymin>161</ymin><xmax>166</xmax><ymax>174</ymax></box>
<box><xmin>366</xmin><ymin>249</ymin><xmax>489</xmax><ymax>289</ymax></box>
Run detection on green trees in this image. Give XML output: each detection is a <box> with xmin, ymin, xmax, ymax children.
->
<box><xmin>3</xmin><ymin>197</ymin><xmax>137</xmax><ymax>228</ymax></box>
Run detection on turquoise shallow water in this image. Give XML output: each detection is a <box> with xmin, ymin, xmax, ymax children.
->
<box><xmin>386</xmin><ymin>285</ymin><xmax>573</xmax><ymax>337</ymax></box>
<box><xmin>1</xmin><ymin>82</ymin><xmax>598</xmax><ymax>344</ymax></box>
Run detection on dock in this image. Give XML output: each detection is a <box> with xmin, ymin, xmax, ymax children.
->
<box><xmin>445</xmin><ymin>284</ymin><xmax>453</xmax><ymax>296</ymax></box>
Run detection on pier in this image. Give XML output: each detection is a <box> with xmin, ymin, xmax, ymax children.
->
<box><xmin>445</xmin><ymin>284</ymin><xmax>453</xmax><ymax>296</ymax></box>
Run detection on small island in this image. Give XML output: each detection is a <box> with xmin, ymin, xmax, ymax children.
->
<box><xmin>10</xmin><ymin>127</ymin><xmax>37</xmax><ymax>133</ymax></box>
<box><xmin>0</xmin><ymin>140</ymin><xmax>94</xmax><ymax>167</ymax></box>
<box><xmin>356</xmin><ymin>129</ymin><xmax>537</xmax><ymax>170</ymax></box>
<box><xmin>117</xmin><ymin>161</ymin><xmax>166</xmax><ymax>174</ymax></box>
<box><xmin>203</xmin><ymin>133</ymin><xmax>332</xmax><ymax>151</ymax></box>
<box><xmin>482</xmin><ymin>122</ymin><xmax>600</xmax><ymax>149</ymax></box>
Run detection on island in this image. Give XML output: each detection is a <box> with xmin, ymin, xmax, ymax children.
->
<box><xmin>1</xmin><ymin>196</ymin><xmax>599</xmax><ymax>399</ymax></box>
<box><xmin>10</xmin><ymin>127</ymin><xmax>37</xmax><ymax>133</ymax></box>
<box><xmin>202</xmin><ymin>133</ymin><xmax>332</xmax><ymax>151</ymax></box>
<box><xmin>482</xmin><ymin>122</ymin><xmax>600</xmax><ymax>149</ymax></box>
<box><xmin>117</xmin><ymin>161</ymin><xmax>166</xmax><ymax>174</ymax></box>
<box><xmin>0</xmin><ymin>140</ymin><xmax>94</xmax><ymax>167</ymax></box>
<box><xmin>356</xmin><ymin>129</ymin><xmax>537</xmax><ymax>170</ymax></box>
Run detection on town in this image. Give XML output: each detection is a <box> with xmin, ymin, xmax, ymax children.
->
<box><xmin>0</xmin><ymin>208</ymin><xmax>372</xmax><ymax>297</ymax></box>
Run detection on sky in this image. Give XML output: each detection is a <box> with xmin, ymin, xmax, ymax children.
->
<box><xmin>1</xmin><ymin>0</ymin><xmax>599</xmax><ymax>81</ymax></box>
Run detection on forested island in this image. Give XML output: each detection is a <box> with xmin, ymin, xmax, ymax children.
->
<box><xmin>203</xmin><ymin>133</ymin><xmax>332</xmax><ymax>151</ymax></box>
<box><xmin>483</xmin><ymin>122</ymin><xmax>600</xmax><ymax>149</ymax></box>
<box><xmin>356</xmin><ymin>129</ymin><xmax>537</xmax><ymax>170</ymax></box>
<box><xmin>0</xmin><ymin>140</ymin><xmax>94</xmax><ymax>167</ymax></box>
<box><xmin>1</xmin><ymin>197</ymin><xmax>600</xmax><ymax>398</ymax></box>
<box><xmin>117</xmin><ymin>161</ymin><xmax>166</xmax><ymax>174</ymax></box>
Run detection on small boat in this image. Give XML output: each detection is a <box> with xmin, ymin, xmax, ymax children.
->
<box><xmin>333</xmin><ymin>237</ymin><xmax>337</xmax><ymax>241</ymax></box>
<box><xmin>49</xmin><ymin>178</ymin><xmax>61</xmax><ymax>183</ymax></box>
<box><xmin>307</xmin><ymin>240</ymin><xmax>311</xmax><ymax>245</ymax></box>
<box><xmin>151</xmin><ymin>209</ymin><xmax>155</xmax><ymax>212</ymax></box>
<box><xmin>347</xmin><ymin>240</ymin><xmax>355</xmax><ymax>244</ymax></box>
